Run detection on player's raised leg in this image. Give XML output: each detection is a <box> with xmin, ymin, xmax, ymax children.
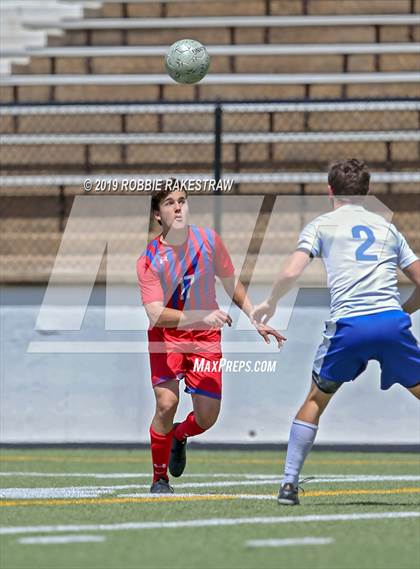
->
<box><xmin>278</xmin><ymin>379</ymin><xmax>339</xmax><ymax>505</ymax></box>
<box><xmin>150</xmin><ymin>380</ymin><xmax>179</xmax><ymax>493</ymax></box>
<box><xmin>170</xmin><ymin>392</ymin><xmax>220</xmax><ymax>477</ymax></box>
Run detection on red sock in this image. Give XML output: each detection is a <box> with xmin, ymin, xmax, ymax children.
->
<box><xmin>150</xmin><ymin>425</ymin><xmax>173</xmax><ymax>482</ymax></box>
<box><xmin>174</xmin><ymin>412</ymin><xmax>206</xmax><ymax>441</ymax></box>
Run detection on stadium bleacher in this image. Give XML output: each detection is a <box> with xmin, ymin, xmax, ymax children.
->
<box><xmin>0</xmin><ymin>0</ymin><xmax>419</xmax><ymax>283</ymax></box>
<box><xmin>1</xmin><ymin>100</ymin><xmax>419</xmax><ymax>172</ymax></box>
<box><xmin>2</xmin><ymin>9</ymin><xmax>420</xmax><ymax>101</ymax></box>
<box><xmin>0</xmin><ymin>0</ymin><xmax>101</xmax><ymax>73</ymax></box>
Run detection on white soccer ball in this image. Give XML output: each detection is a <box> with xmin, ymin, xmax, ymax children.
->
<box><xmin>165</xmin><ymin>39</ymin><xmax>210</xmax><ymax>85</ymax></box>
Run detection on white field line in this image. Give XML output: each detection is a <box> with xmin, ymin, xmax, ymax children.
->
<box><xmin>287</xmin><ymin>475</ymin><xmax>420</xmax><ymax>483</ymax></box>
<box><xmin>0</xmin><ymin>488</ymin><xmax>118</xmax><ymax>499</ymax></box>
<box><xmin>158</xmin><ymin>475</ymin><xmax>420</xmax><ymax>486</ymax></box>
<box><xmin>1</xmin><ymin>472</ymin><xmax>419</xmax><ymax>482</ymax></box>
<box><xmin>0</xmin><ymin>481</ymin><xmax>275</xmax><ymax>499</ymax></box>
<box><xmin>246</xmin><ymin>536</ymin><xmax>334</xmax><ymax>548</ymax></box>
<box><xmin>18</xmin><ymin>535</ymin><xmax>106</xmax><ymax>545</ymax></box>
<box><xmin>0</xmin><ymin>472</ymin><xmax>281</xmax><ymax>479</ymax></box>
<box><xmin>2</xmin><ymin>475</ymin><xmax>420</xmax><ymax>500</ymax></box>
<box><xmin>1</xmin><ymin>512</ymin><xmax>419</xmax><ymax>535</ymax></box>
<box><xmin>119</xmin><ymin>493</ymin><xmax>275</xmax><ymax>500</ymax></box>
<box><xmin>0</xmin><ymin>472</ymin><xmax>269</xmax><ymax>479</ymax></box>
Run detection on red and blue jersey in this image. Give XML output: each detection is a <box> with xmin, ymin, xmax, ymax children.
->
<box><xmin>137</xmin><ymin>225</ymin><xmax>235</xmax><ymax>312</ymax></box>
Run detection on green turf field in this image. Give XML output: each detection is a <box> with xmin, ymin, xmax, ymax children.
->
<box><xmin>0</xmin><ymin>449</ymin><xmax>419</xmax><ymax>569</ymax></box>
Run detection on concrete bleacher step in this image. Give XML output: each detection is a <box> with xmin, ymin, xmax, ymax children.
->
<box><xmin>10</xmin><ymin>47</ymin><xmax>420</xmax><ymax>76</ymax></box>
<box><xmin>27</xmin><ymin>14</ymin><xmax>420</xmax><ymax>31</ymax></box>
<box><xmin>95</xmin><ymin>0</ymin><xmax>415</xmax><ymax>21</ymax></box>
<box><xmin>6</xmin><ymin>42</ymin><xmax>420</xmax><ymax>58</ymax></box>
<box><xmin>1</xmin><ymin>1</ymin><xmax>84</xmax><ymax>24</ymax></box>
<box><xmin>304</xmin><ymin>0</ymin><xmax>415</xmax><ymax>16</ymax></box>
<box><xmin>2</xmin><ymin>102</ymin><xmax>419</xmax><ymax>134</ymax></box>
<box><xmin>99</xmin><ymin>0</ymin><xmax>268</xmax><ymax>18</ymax></box>
<box><xmin>2</xmin><ymin>142</ymin><xmax>418</xmax><ymax>169</ymax></box>
<box><xmin>2</xmin><ymin>72</ymin><xmax>419</xmax><ymax>103</ymax></box>
<box><xmin>78</xmin><ymin>0</ymin><xmax>417</xmax><ymax>18</ymax></box>
<box><xmin>1</xmin><ymin>87</ymin><xmax>418</xmax><ymax>183</ymax></box>
<box><xmin>5</xmin><ymin>130</ymin><xmax>419</xmax><ymax>144</ymax></box>
<box><xmin>1</xmin><ymin>57</ymin><xmax>29</xmax><ymax>75</ymax></box>
<box><xmin>47</xmin><ymin>26</ymin><xmax>369</xmax><ymax>47</ymax></box>
<box><xmin>24</xmin><ymin>14</ymin><xmax>420</xmax><ymax>48</ymax></box>
<box><xmin>1</xmin><ymin>29</ymin><xmax>52</xmax><ymax>51</ymax></box>
<box><xmin>0</xmin><ymin>0</ymin><xmax>92</xmax><ymax>77</ymax></box>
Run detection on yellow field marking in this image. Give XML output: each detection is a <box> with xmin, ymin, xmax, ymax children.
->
<box><xmin>0</xmin><ymin>455</ymin><xmax>418</xmax><ymax>466</ymax></box>
<box><xmin>0</xmin><ymin>495</ymin><xmax>236</xmax><ymax>507</ymax></box>
<box><xmin>0</xmin><ymin>487</ymin><xmax>419</xmax><ymax>508</ymax></box>
<box><xmin>304</xmin><ymin>487</ymin><xmax>420</xmax><ymax>498</ymax></box>
<box><xmin>307</xmin><ymin>459</ymin><xmax>420</xmax><ymax>466</ymax></box>
<box><xmin>0</xmin><ymin>456</ymin><xmax>149</xmax><ymax>464</ymax></box>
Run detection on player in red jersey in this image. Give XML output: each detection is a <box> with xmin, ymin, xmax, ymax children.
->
<box><xmin>137</xmin><ymin>186</ymin><xmax>285</xmax><ymax>493</ymax></box>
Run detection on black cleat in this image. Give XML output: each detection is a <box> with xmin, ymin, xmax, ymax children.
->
<box><xmin>169</xmin><ymin>423</ymin><xmax>187</xmax><ymax>478</ymax></box>
<box><xmin>277</xmin><ymin>482</ymin><xmax>299</xmax><ymax>506</ymax></box>
<box><xmin>150</xmin><ymin>478</ymin><xmax>174</xmax><ymax>494</ymax></box>
<box><xmin>277</xmin><ymin>477</ymin><xmax>314</xmax><ymax>506</ymax></box>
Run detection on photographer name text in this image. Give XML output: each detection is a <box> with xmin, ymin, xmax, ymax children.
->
<box><xmin>83</xmin><ymin>178</ymin><xmax>234</xmax><ymax>193</ymax></box>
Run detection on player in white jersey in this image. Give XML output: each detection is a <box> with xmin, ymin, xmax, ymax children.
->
<box><xmin>252</xmin><ymin>158</ymin><xmax>420</xmax><ymax>506</ymax></box>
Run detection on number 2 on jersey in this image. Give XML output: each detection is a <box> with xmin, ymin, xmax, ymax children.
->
<box><xmin>352</xmin><ymin>225</ymin><xmax>378</xmax><ymax>261</ymax></box>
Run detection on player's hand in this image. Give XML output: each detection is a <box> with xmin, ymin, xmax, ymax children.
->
<box><xmin>254</xmin><ymin>322</ymin><xmax>286</xmax><ymax>348</ymax></box>
<box><xmin>203</xmin><ymin>309</ymin><xmax>232</xmax><ymax>329</ymax></box>
<box><xmin>251</xmin><ymin>299</ymin><xmax>276</xmax><ymax>324</ymax></box>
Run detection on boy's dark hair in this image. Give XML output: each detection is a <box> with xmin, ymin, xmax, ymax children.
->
<box><xmin>328</xmin><ymin>159</ymin><xmax>370</xmax><ymax>196</ymax></box>
<box><xmin>151</xmin><ymin>179</ymin><xmax>187</xmax><ymax>213</ymax></box>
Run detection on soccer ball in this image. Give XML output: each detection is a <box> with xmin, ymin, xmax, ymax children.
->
<box><xmin>165</xmin><ymin>39</ymin><xmax>210</xmax><ymax>85</ymax></box>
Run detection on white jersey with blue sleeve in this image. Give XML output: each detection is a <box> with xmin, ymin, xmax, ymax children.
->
<box><xmin>297</xmin><ymin>204</ymin><xmax>418</xmax><ymax>321</ymax></box>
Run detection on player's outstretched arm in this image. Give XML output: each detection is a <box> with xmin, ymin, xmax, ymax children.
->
<box><xmin>402</xmin><ymin>259</ymin><xmax>420</xmax><ymax>314</ymax></box>
<box><xmin>252</xmin><ymin>250</ymin><xmax>311</xmax><ymax>324</ymax></box>
<box><xmin>144</xmin><ymin>301</ymin><xmax>232</xmax><ymax>329</ymax></box>
<box><xmin>219</xmin><ymin>276</ymin><xmax>253</xmax><ymax>319</ymax></box>
<box><xmin>219</xmin><ymin>276</ymin><xmax>286</xmax><ymax>348</ymax></box>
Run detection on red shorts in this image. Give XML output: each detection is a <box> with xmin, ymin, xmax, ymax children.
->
<box><xmin>148</xmin><ymin>327</ymin><xmax>223</xmax><ymax>400</ymax></box>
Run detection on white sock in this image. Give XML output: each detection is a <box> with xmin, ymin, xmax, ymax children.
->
<box><xmin>283</xmin><ymin>419</ymin><xmax>318</xmax><ymax>486</ymax></box>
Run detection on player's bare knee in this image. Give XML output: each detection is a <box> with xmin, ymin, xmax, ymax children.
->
<box><xmin>195</xmin><ymin>409</ymin><xmax>219</xmax><ymax>430</ymax></box>
<box><xmin>192</xmin><ymin>393</ymin><xmax>221</xmax><ymax>429</ymax></box>
<box><xmin>194</xmin><ymin>414</ymin><xmax>216</xmax><ymax>430</ymax></box>
<box><xmin>156</xmin><ymin>398</ymin><xmax>178</xmax><ymax>422</ymax></box>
